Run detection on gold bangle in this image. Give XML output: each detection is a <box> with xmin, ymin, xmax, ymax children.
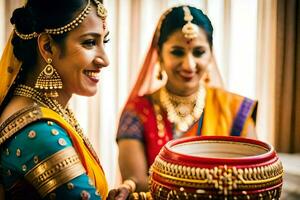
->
<box><xmin>122</xmin><ymin>179</ymin><xmax>136</xmax><ymax>192</ymax></box>
<box><xmin>139</xmin><ymin>192</ymin><xmax>147</xmax><ymax>200</ymax></box>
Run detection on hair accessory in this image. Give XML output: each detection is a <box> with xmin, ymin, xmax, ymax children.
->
<box><xmin>93</xmin><ymin>0</ymin><xmax>107</xmax><ymax>19</ymax></box>
<box><xmin>45</xmin><ymin>0</ymin><xmax>92</xmax><ymax>35</ymax></box>
<box><xmin>34</xmin><ymin>58</ymin><xmax>62</xmax><ymax>98</ymax></box>
<box><xmin>14</xmin><ymin>0</ymin><xmax>108</xmax><ymax>40</ymax></box>
<box><xmin>182</xmin><ymin>6</ymin><xmax>200</xmax><ymax>40</ymax></box>
<box><xmin>14</xmin><ymin>28</ymin><xmax>38</xmax><ymax>40</ymax></box>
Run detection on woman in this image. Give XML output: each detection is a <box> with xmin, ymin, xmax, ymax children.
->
<box><xmin>0</xmin><ymin>0</ymin><xmax>132</xmax><ymax>199</ymax></box>
<box><xmin>116</xmin><ymin>5</ymin><xmax>258</xmax><ymax>195</ymax></box>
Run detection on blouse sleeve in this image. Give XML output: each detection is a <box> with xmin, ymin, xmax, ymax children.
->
<box><xmin>1</xmin><ymin>120</ymin><xmax>102</xmax><ymax>199</ymax></box>
<box><xmin>116</xmin><ymin>110</ymin><xmax>145</xmax><ymax>143</ymax></box>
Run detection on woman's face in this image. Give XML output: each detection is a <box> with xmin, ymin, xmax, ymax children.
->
<box><xmin>52</xmin><ymin>5</ymin><xmax>109</xmax><ymax>98</ymax></box>
<box><xmin>160</xmin><ymin>28</ymin><xmax>212</xmax><ymax>96</ymax></box>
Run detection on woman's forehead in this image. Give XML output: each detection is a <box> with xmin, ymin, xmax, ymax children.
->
<box><xmin>163</xmin><ymin>28</ymin><xmax>209</xmax><ymax>47</ymax></box>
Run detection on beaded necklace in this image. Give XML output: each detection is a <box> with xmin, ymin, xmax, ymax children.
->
<box><xmin>160</xmin><ymin>84</ymin><xmax>206</xmax><ymax>136</ymax></box>
<box><xmin>14</xmin><ymin>84</ymin><xmax>100</xmax><ymax>164</ymax></box>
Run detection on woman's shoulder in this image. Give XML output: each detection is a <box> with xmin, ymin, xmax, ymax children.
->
<box><xmin>0</xmin><ymin>104</ymin><xmax>43</xmax><ymax>145</ymax></box>
<box><xmin>124</xmin><ymin>93</ymin><xmax>157</xmax><ymax>111</ymax></box>
<box><xmin>207</xmin><ymin>86</ymin><xmax>257</xmax><ymax>102</ymax></box>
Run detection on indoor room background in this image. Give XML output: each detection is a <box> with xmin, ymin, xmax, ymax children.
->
<box><xmin>0</xmin><ymin>1</ymin><xmax>299</xmax><ymax>196</ymax></box>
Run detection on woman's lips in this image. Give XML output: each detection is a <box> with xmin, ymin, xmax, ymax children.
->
<box><xmin>178</xmin><ymin>71</ymin><xmax>195</xmax><ymax>81</ymax></box>
<box><xmin>83</xmin><ymin>70</ymin><xmax>100</xmax><ymax>83</ymax></box>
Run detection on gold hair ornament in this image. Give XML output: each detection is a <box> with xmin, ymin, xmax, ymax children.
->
<box><xmin>182</xmin><ymin>6</ymin><xmax>200</xmax><ymax>40</ymax></box>
<box><xmin>14</xmin><ymin>0</ymin><xmax>107</xmax><ymax>40</ymax></box>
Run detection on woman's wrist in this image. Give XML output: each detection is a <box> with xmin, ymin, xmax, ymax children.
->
<box><xmin>121</xmin><ymin>179</ymin><xmax>136</xmax><ymax>193</ymax></box>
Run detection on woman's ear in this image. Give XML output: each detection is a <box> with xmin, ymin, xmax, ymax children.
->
<box><xmin>37</xmin><ymin>33</ymin><xmax>54</xmax><ymax>61</ymax></box>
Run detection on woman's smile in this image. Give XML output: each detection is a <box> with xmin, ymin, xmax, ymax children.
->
<box><xmin>83</xmin><ymin>69</ymin><xmax>101</xmax><ymax>83</ymax></box>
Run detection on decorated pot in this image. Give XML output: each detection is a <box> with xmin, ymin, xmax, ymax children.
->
<box><xmin>149</xmin><ymin>136</ymin><xmax>283</xmax><ymax>199</ymax></box>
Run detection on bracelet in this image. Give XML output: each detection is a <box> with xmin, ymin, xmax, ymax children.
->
<box><xmin>129</xmin><ymin>192</ymin><xmax>152</xmax><ymax>200</ymax></box>
<box><xmin>122</xmin><ymin>179</ymin><xmax>136</xmax><ymax>193</ymax></box>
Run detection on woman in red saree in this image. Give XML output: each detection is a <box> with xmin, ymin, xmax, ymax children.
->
<box><xmin>116</xmin><ymin>5</ymin><xmax>258</xmax><ymax>194</ymax></box>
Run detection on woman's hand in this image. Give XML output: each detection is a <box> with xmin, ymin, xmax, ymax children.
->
<box><xmin>106</xmin><ymin>185</ymin><xmax>131</xmax><ymax>200</ymax></box>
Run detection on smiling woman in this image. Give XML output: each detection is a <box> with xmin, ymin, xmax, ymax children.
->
<box><xmin>0</xmin><ymin>0</ymin><xmax>130</xmax><ymax>199</ymax></box>
<box><xmin>116</xmin><ymin>5</ymin><xmax>259</xmax><ymax>196</ymax></box>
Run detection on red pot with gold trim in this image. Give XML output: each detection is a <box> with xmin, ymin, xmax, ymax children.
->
<box><xmin>149</xmin><ymin>136</ymin><xmax>283</xmax><ymax>199</ymax></box>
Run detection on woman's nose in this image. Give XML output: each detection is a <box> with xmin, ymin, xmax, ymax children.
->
<box><xmin>182</xmin><ymin>53</ymin><xmax>196</xmax><ymax>72</ymax></box>
<box><xmin>94</xmin><ymin>52</ymin><xmax>109</xmax><ymax>68</ymax></box>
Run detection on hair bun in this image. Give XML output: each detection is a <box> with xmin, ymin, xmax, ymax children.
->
<box><xmin>10</xmin><ymin>6</ymin><xmax>37</xmax><ymax>34</ymax></box>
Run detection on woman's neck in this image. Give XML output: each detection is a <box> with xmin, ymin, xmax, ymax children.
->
<box><xmin>23</xmin><ymin>80</ymin><xmax>71</xmax><ymax>108</ymax></box>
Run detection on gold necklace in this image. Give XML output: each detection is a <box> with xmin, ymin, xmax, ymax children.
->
<box><xmin>160</xmin><ymin>84</ymin><xmax>206</xmax><ymax>136</ymax></box>
<box><xmin>14</xmin><ymin>84</ymin><xmax>100</xmax><ymax>164</ymax></box>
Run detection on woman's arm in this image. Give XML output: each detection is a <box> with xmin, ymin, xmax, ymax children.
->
<box><xmin>1</xmin><ymin>121</ymin><xmax>103</xmax><ymax>199</ymax></box>
<box><xmin>118</xmin><ymin>139</ymin><xmax>149</xmax><ymax>192</ymax></box>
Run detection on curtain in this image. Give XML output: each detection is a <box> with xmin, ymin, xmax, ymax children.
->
<box><xmin>274</xmin><ymin>0</ymin><xmax>300</xmax><ymax>153</ymax></box>
<box><xmin>256</xmin><ymin>0</ymin><xmax>277</xmax><ymax>143</ymax></box>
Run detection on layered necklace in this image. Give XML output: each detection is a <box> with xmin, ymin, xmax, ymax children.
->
<box><xmin>13</xmin><ymin>84</ymin><xmax>100</xmax><ymax>163</ymax></box>
<box><xmin>160</xmin><ymin>84</ymin><xmax>206</xmax><ymax>136</ymax></box>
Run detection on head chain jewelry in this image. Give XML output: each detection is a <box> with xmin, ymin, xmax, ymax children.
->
<box><xmin>155</xmin><ymin>5</ymin><xmax>201</xmax><ymax>44</ymax></box>
<box><xmin>182</xmin><ymin>6</ymin><xmax>200</xmax><ymax>40</ymax></box>
<box><xmin>14</xmin><ymin>0</ymin><xmax>107</xmax><ymax>40</ymax></box>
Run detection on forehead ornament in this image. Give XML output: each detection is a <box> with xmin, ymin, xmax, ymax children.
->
<box><xmin>14</xmin><ymin>0</ymin><xmax>107</xmax><ymax>40</ymax></box>
<box><xmin>93</xmin><ymin>0</ymin><xmax>107</xmax><ymax>20</ymax></box>
<box><xmin>182</xmin><ymin>6</ymin><xmax>200</xmax><ymax>40</ymax></box>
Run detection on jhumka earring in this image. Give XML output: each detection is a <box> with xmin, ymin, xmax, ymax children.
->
<box><xmin>34</xmin><ymin>58</ymin><xmax>63</xmax><ymax>98</ymax></box>
<box><xmin>157</xmin><ymin>65</ymin><xmax>163</xmax><ymax>80</ymax></box>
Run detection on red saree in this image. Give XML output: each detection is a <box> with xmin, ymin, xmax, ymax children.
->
<box><xmin>117</xmin><ymin>87</ymin><xmax>257</xmax><ymax>167</ymax></box>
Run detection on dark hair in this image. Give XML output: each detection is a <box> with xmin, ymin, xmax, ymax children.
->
<box><xmin>158</xmin><ymin>6</ymin><xmax>213</xmax><ymax>50</ymax></box>
<box><xmin>0</xmin><ymin>0</ymin><xmax>102</xmax><ymax>114</ymax></box>
<box><xmin>10</xmin><ymin>0</ymin><xmax>90</xmax><ymax>73</ymax></box>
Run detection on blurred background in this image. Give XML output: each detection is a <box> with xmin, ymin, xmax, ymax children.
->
<box><xmin>0</xmin><ymin>0</ymin><xmax>299</xmax><ymax>198</ymax></box>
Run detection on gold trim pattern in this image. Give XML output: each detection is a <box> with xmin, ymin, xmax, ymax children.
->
<box><xmin>14</xmin><ymin>84</ymin><xmax>101</xmax><ymax>164</ymax></box>
<box><xmin>150</xmin><ymin>156</ymin><xmax>283</xmax><ymax>194</ymax></box>
<box><xmin>25</xmin><ymin>147</ymin><xmax>86</xmax><ymax>197</ymax></box>
<box><xmin>0</xmin><ymin>105</ymin><xmax>42</xmax><ymax>145</ymax></box>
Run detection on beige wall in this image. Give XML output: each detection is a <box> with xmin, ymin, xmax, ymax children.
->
<box><xmin>0</xmin><ymin>0</ymin><xmax>24</xmax><ymax>54</ymax></box>
<box><xmin>0</xmin><ymin>1</ymin><xmax>5</xmax><ymax>54</ymax></box>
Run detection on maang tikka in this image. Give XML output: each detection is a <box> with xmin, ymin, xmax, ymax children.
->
<box><xmin>182</xmin><ymin>6</ymin><xmax>200</xmax><ymax>40</ymax></box>
<box><xmin>34</xmin><ymin>58</ymin><xmax>63</xmax><ymax>98</ymax></box>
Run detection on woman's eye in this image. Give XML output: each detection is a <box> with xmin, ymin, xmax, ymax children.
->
<box><xmin>82</xmin><ymin>39</ymin><xmax>96</xmax><ymax>47</ymax></box>
<box><xmin>103</xmin><ymin>37</ymin><xmax>110</xmax><ymax>44</ymax></box>
<box><xmin>170</xmin><ymin>49</ymin><xmax>184</xmax><ymax>57</ymax></box>
<box><xmin>193</xmin><ymin>49</ymin><xmax>205</xmax><ymax>57</ymax></box>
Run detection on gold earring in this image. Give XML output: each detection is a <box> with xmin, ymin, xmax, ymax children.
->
<box><xmin>157</xmin><ymin>63</ymin><xmax>163</xmax><ymax>80</ymax></box>
<box><xmin>157</xmin><ymin>69</ymin><xmax>163</xmax><ymax>80</ymax></box>
<box><xmin>34</xmin><ymin>58</ymin><xmax>63</xmax><ymax>98</ymax></box>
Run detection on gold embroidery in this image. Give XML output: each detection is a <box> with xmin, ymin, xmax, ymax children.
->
<box><xmin>0</xmin><ymin>105</ymin><xmax>42</xmax><ymax>145</ymax></box>
<box><xmin>28</xmin><ymin>130</ymin><xmax>37</xmax><ymax>138</ymax></box>
<box><xmin>51</xmin><ymin>129</ymin><xmax>59</xmax><ymax>136</ymax></box>
<box><xmin>58</xmin><ymin>138</ymin><xmax>67</xmax><ymax>146</ymax></box>
<box><xmin>33</xmin><ymin>155</ymin><xmax>39</xmax><ymax>164</ymax></box>
<box><xmin>80</xmin><ymin>190</ymin><xmax>91</xmax><ymax>199</ymax></box>
<box><xmin>25</xmin><ymin>147</ymin><xmax>85</xmax><ymax>197</ymax></box>
<box><xmin>22</xmin><ymin>164</ymin><xmax>27</xmax><ymax>172</ymax></box>
<box><xmin>16</xmin><ymin>148</ymin><xmax>21</xmax><ymax>157</ymax></box>
<box><xmin>67</xmin><ymin>182</ymin><xmax>74</xmax><ymax>190</ymax></box>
